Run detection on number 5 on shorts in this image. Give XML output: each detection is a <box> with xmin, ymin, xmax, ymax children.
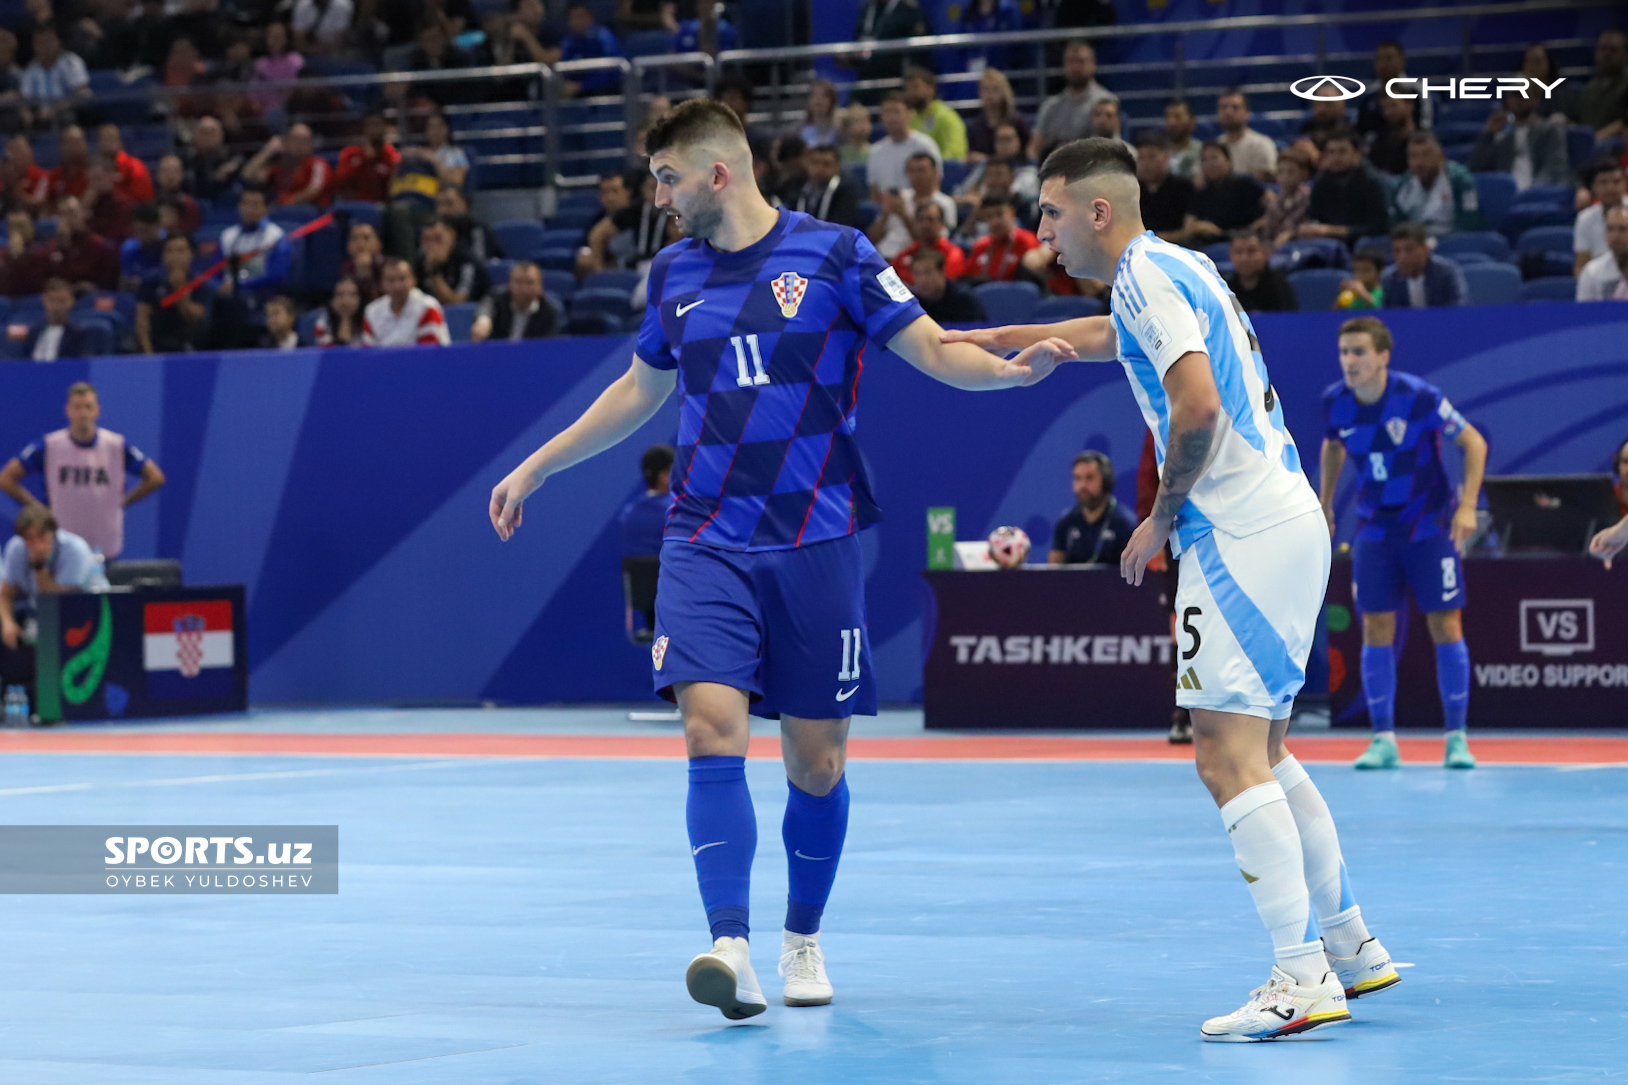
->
<box><xmin>838</xmin><ymin>627</ymin><xmax>863</xmax><ymax>682</ymax></box>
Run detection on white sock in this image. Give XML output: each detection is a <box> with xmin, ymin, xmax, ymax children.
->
<box><xmin>1220</xmin><ymin>781</ymin><xmax>1326</xmax><ymax>986</ymax></box>
<box><xmin>1273</xmin><ymin>755</ymin><xmax>1372</xmax><ymax>958</ymax></box>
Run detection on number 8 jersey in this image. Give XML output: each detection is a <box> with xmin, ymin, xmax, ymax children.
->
<box><xmin>636</xmin><ymin>208</ymin><xmax>925</xmax><ymax>551</ymax></box>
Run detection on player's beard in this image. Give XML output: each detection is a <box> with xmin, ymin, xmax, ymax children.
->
<box><xmin>674</xmin><ymin>189</ymin><xmax>725</xmax><ymax>242</ymax></box>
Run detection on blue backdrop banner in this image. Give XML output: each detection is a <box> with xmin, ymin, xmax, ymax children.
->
<box><xmin>0</xmin><ymin>302</ymin><xmax>1623</xmax><ymax>708</ymax></box>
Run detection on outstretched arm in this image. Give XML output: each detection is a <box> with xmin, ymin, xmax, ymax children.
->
<box><xmin>940</xmin><ymin>314</ymin><xmax>1118</xmax><ymax>362</ymax></box>
<box><xmin>1590</xmin><ymin>516</ymin><xmax>1628</xmax><ymax>570</ymax></box>
<box><xmin>489</xmin><ymin>357</ymin><xmax>678</xmax><ymax>539</ymax></box>
<box><xmin>1120</xmin><ymin>351</ymin><xmax>1220</xmax><ymax>586</ymax></box>
<box><xmin>887</xmin><ymin>314</ymin><xmax>1077</xmax><ymax>391</ymax></box>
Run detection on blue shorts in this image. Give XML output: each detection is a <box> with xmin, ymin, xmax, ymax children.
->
<box><xmin>651</xmin><ymin>534</ymin><xmax>876</xmax><ymax>720</ymax></box>
<box><xmin>1353</xmin><ymin>526</ymin><xmax>1465</xmax><ymax>614</ymax></box>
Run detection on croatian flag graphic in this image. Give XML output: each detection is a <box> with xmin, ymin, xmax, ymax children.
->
<box><xmin>144</xmin><ymin>601</ymin><xmax>236</xmax><ymax>700</ymax></box>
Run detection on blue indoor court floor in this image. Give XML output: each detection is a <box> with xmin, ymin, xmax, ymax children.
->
<box><xmin>0</xmin><ymin>708</ymin><xmax>1624</xmax><ymax>1083</ymax></box>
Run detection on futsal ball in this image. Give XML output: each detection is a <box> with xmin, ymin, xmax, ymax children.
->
<box><xmin>987</xmin><ymin>526</ymin><xmax>1031</xmax><ymax>569</ymax></box>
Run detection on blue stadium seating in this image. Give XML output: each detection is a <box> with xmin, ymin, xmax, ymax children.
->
<box><xmin>538</xmin><ymin>247</ymin><xmax>577</xmax><ymax>272</ymax></box>
<box><xmin>570</xmin><ymin>288</ymin><xmax>636</xmax><ymax>319</ymax></box>
<box><xmin>549</xmin><ymin>206</ymin><xmax>602</xmax><ymax>232</ymax></box>
<box><xmin>623</xmin><ymin>29</ymin><xmax>678</xmax><ymax>59</ymax></box>
<box><xmin>487</xmin><ymin>258</ymin><xmax>515</xmax><ymax>287</ymax></box>
<box><xmin>1516</xmin><ymin>225</ymin><xmax>1577</xmax><ymax>260</ymax></box>
<box><xmin>1202</xmin><ymin>241</ymin><xmax>1231</xmax><ymax>264</ymax></box>
<box><xmin>1436</xmin><ymin>231</ymin><xmax>1514</xmax><ymax>263</ymax></box>
<box><xmin>297</xmin><ymin>307</ymin><xmax>323</xmax><ymax>346</ymax></box>
<box><xmin>270</xmin><ymin>205</ymin><xmax>320</xmax><ymax>230</ymax></box>
<box><xmin>1472</xmin><ymin>173</ymin><xmax>1518</xmax><ymax>233</ymax></box>
<box><xmin>444</xmin><ymin>302</ymin><xmax>478</xmax><ymax>343</ymax></box>
<box><xmin>1520</xmin><ymin>276</ymin><xmax>1580</xmax><ymax>302</ymax></box>
<box><xmin>1445</xmin><ymin>252</ymin><xmax>1493</xmax><ymax>266</ymax></box>
<box><xmin>329</xmin><ymin>200</ymin><xmax>384</xmax><ymax>234</ymax></box>
<box><xmin>1286</xmin><ymin>268</ymin><xmax>1348</xmax><ymax>311</ymax></box>
<box><xmin>565</xmin><ymin>312</ymin><xmax>624</xmax><ymax>335</ymax></box>
<box><xmin>973</xmin><ymin>281</ymin><xmax>1040</xmax><ymax>323</ymax></box>
<box><xmin>302</xmin><ymin>217</ymin><xmax>345</xmax><ymax>294</ymax></box>
<box><xmin>72</xmin><ymin>291</ymin><xmax>136</xmax><ymax>333</ymax></box>
<box><xmin>1353</xmin><ymin>235</ymin><xmax>1391</xmax><ymax>263</ymax></box>
<box><xmin>1567</xmin><ymin>126</ymin><xmax>1600</xmax><ymax>172</ymax></box>
<box><xmin>1461</xmin><ymin>264</ymin><xmax>1522</xmax><ymax>306</ymax></box>
<box><xmin>542</xmin><ymin>226</ymin><xmax>587</xmax><ymax>250</ymax></box>
<box><xmin>584</xmin><ymin>269</ymin><xmax>639</xmax><ymax>295</ymax></box>
<box><xmin>1030</xmin><ymin>296</ymin><xmax>1104</xmax><ymax>321</ymax></box>
<box><xmin>73</xmin><ymin>318</ymin><xmax>115</xmax><ymax>358</ymax></box>
<box><xmin>543</xmin><ymin>269</ymin><xmax>577</xmax><ymax>299</ymax></box>
<box><xmin>492</xmin><ymin>221</ymin><xmax>550</xmax><ymax>261</ymax></box>
<box><xmin>941</xmin><ymin>160</ymin><xmax>969</xmax><ymax>193</ymax></box>
<box><xmin>1275</xmin><ymin>238</ymin><xmax>1351</xmax><ymax>272</ymax></box>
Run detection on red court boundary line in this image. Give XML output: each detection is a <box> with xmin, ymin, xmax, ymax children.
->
<box><xmin>0</xmin><ymin>732</ymin><xmax>1623</xmax><ymax>764</ymax></box>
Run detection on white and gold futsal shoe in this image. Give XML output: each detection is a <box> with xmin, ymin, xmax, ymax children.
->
<box><xmin>686</xmin><ymin>936</ymin><xmax>767</xmax><ymax>1020</ymax></box>
<box><xmin>1200</xmin><ymin>966</ymin><xmax>1351</xmax><ymax>1042</ymax></box>
<box><xmin>1328</xmin><ymin>937</ymin><xmax>1402</xmax><ymax>999</ymax></box>
<box><xmin>779</xmin><ymin>930</ymin><xmax>834</xmax><ymax>1006</ymax></box>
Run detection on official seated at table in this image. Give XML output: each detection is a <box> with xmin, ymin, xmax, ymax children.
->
<box><xmin>0</xmin><ymin>505</ymin><xmax>109</xmax><ymax>705</ymax></box>
<box><xmin>1049</xmin><ymin>450</ymin><xmax>1137</xmax><ymax>565</ymax></box>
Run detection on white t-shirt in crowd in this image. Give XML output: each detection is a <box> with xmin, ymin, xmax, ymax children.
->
<box><xmin>361</xmin><ymin>289</ymin><xmax>450</xmax><ymax>347</ymax></box>
<box><xmin>1573</xmin><ymin>196</ymin><xmax>1628</xmax><ymax>261</ymax></box>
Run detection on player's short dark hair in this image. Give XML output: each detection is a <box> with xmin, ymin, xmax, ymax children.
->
<box><xmin>640</xmin><ymin>443</ymin><xmax>675</xmax><ymax>488</ymax></box>
<box><xmin>1352</xmin><ymin>247</ymin><xmax>1386</xmax><ymax>270</ymax></box>
<box><xmin>1135</xmin><ymin>131</ymin><xmax>1169</xmax><ymax>151</ymax></box>
<box><xmin>15</xmin><ymin>504</ymin><xmax>56</xmax><ymax>537</ymax></box>
<box><xmin>1390</xmin><ymin>221</ymin><xmax>1429</xmax><ymax>244</ymax></box>
<box><xmin>644</xmin><ymin>98</ymin><xmax>748</xmax><ymax>159</ymax></box>
<box><xmin>1038</xmin><ymin>137</ymin><xmax>1136</xmax><ymax>187</ymax></box>
<box><xmin>1339</xmin><ymin>315</ymin><xmax>1393</xmax><ymax>354</ymax></box>
<box><xmin>1072</xmin><ymin>450</ymin><xmax>1115</xmax><ymax>493</ymax></box>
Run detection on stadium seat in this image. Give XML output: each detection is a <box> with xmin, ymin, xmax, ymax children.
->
<box><xmin>556</xmin><ymin>188</ymin><xmax>603</xmax><ymax>214</ymax></box>
<box><xmin>1472</xmin><ymin>172</ymin><xmax>1517</xmax><ymax>233</ymax></box>
<box><xmin>444</xmin><ymin>302</ymin><xmax>478</xmax><ymax>343</ymax></box>
<box><xmin>565</xmin><ymin>312</ymin><xmax>624</xmax><ymax>335</ymax></box>
<box><xmin>72</xmin><ymin>291</ymin><xmax>137</xmax><ymax>333</ymax></box>
<box><xmin>584</xmin><ymin>269</ymin><xmax>639</xmax><ymax>295</ymax></box>
<box><xmin>73</xmin><ymin>318</ymin><xmax>116</xmax><ymax>358</ymax></box>
<box><xmin>492</xmin><ymin>220</ymin><xmax>550</xmax><ymax>261</ymax></box>
<box><xmin>1202</xmin><ymin>241</ymin><xmax>1231</xmax><ymax>265</ymax></box>
<box><xmin>1353</xmin><ymin>234</ymin><xmax>1391</xmax><ymax>263</ymax></box>
<box><xmin>487</xmin><ymin>258</ymin><xmax>515</xmax><ymax>286</ymax></box>
<box><xmin>1275</xmin><ymin>238</ymin><xmax>1351</xmax><ymax>272</ymax></box>
<box><xmin>549</xmin><ymin>206</ymin><xmax>602</xmax><ymax>232</ymax></box>
<box><xmin>297</xmin><ymin>307</ymin><xmax>323</xmax><ymax>345</ymax></box>
<box><xmin>538</xmin><ymin>247</ymin><xmax>577</xmax><ymax>272</ymax></box>
<box><xmin>623</xmin><ymin>28</ymin><xmax>676</xmax><ymax>59</ymax></box>
<box><xmin>270</xmin><ymin>204</ymin><xmax>320</xmax><ymax>230</ymax></box>
<box><xmin>1519</xmin><ymin>275</ymin><xmax>1581</xmax><ymax>302</ymax></box>
<box><xmin>973</xmin><ymin>280</ymin><xmax>1041</xmax><ymax>323</ymax></box>
<box><xmin>302</xmin><ymin>217</ymin><xmax>345</xmax><ymax>294</ymax></box>
<box><xmin>1567</xmin><ymin>126</ymin><xmax>1599</xmax><ymax>172</ymax></box>
<box><xmin>542</xmin><ymin>226</ymin><xmax>587</xmax><ymax>250</ymax></box>
<box><xmin>1030</xmin><ymin>296</ymin><xmax>1104</xmax><ymax>321</ymax></box>
<box><xmin>1286</xmin><ymin>268</ymin><xmax>1348</xmax><ymax>311</ymax></box>
<box><xmin>570</xmin><ymin>288</ymin><xmax>636</xmax><ymax>320</ymax></box>
<box><xmin>1436</xmin><ymin>230</ymin><xmax>1514</xmax><ymax>263</ymax></box>
<box><xmin>941</xmin><ymin>160</ymin><xmax>969</xmax><ymax>193</ymax></box>
<box><xmin>329</xmin><ymin>200</ymin><xmax>384</xmax><ymax>233</ymax></box>
<box><xmin>1461</xmin><ymin>264</ymin><xmax>1522</xmax><ymax>306</ymax></box>
<box><xmin>1445</xmin><ymin>251</ymin><xmax>1493</xmax><ymax>266</ymax></box>
<box><xmin>544</xmin><ymin>269</ymin><xmax>577</xmax><ymax>300</ymax></box>
<box><xmin>1516</xmin><ymin>225</ymin><xmax>1577</xmax><ymax>258</ymax></box>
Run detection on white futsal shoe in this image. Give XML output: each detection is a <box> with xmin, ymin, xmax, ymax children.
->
<box><xmin>779</xmin><ymin>930</ymin><xmax>834</xmax><ymax>1006</ymax></box>
<box><xmin>1328</xmin><ymin>937</ymin><xmax>1402</xmax><ymax>999</ymax></box>
<box><xmin>686</xmin><ymin>936</ymin><xmax>768</xmax><ymax>1020</ymax></box>
<box><xmin>1200</xmin><ymin>966</ymin><xmax>1351</xmax><ymax>1042</ymax></box>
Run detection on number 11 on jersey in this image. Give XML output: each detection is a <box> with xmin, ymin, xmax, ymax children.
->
<box><xmin>732</xmin><ymin>334</ymin><xmax>769</xmax><ymax>387</ymax></box>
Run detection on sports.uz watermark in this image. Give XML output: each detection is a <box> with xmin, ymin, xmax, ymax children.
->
<box><xmin>0</xmin><ymin>825</ymin><xmax>338</xmax><ymax>894</ymax></box>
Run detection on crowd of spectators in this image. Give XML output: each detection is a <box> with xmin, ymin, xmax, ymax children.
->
<box><xmin>0</xmin><ymin>2</ymin><xmax>1624</xmax><ymax>361</ymax></box>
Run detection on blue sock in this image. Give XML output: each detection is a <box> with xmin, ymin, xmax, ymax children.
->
<box><xmin>1435</xmin><ymin>639</ymin><xmax>1470</xmax><ymax>731</ymax></box>
<box><xmin>782</xmin><ymin>776</ymin><xmax>849</xmax><ymax>936</ymax></box>
<box><xmin>686</xmin><ymin>756</ymin><xmax>756</xmax><ymax>941</ymax></box>
<box><xmin>1360</xmin><ymin>644</ymin><xmax>1396</xmax><ymax>733</ymax></box>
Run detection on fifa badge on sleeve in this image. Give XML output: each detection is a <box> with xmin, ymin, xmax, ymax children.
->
<box><xmin>771</xmin><ymin>271</ymin><xmax>808</xmax><ymax>318</ymax></box>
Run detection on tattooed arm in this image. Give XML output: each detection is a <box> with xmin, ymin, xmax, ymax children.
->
<box><xmin>1120</xmin><ymin>351</ymin><xmax>1221</xmax><ymax>586</ymax></box>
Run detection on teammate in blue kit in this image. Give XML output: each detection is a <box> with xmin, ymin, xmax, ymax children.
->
<box><xmin>1320</xmin><ymin>316</ymin><xmax>1488</xmax><ymax>771</ymax></box>
<box><xmin>946</xmin><ymin>138</ymin><xmax>1398</xmax><ymax>1040</ymax></box>
<box><xmin>487</xmin><ymin>99</ymin><xmax>1074</xmax><ymax>1020</ymax></box>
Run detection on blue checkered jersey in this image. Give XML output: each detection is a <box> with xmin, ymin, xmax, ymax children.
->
<box><xmin>636</xmin><ymin>208</ymin><xmax>926</xmax><ymax>551</ymax></box>
<box><xmin>1322</xmin><ymin>370</ymin><xmax>1468</xmax><ymax>541</ymax></box>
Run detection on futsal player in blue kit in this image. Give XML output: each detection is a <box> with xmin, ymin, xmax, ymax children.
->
<box><xmin>1320</xmin><ymin>316</ymin><xmax>1488</xmax><ymax>770</ymax></box>
<box><xmin>488</xmin><ymin>99</ymin><xmax>1074</xmax><ymax>1020</ymax></box>
<box><xmin>945</xmin><ymin>138</ymin><xmax>1399</xmax><ymax>1040</ymax></box>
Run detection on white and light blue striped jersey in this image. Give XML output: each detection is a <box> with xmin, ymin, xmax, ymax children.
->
<box><xmin>1110</xmin><ymin>231</ymin><xmax>1320</xmax><ymax>556</ymax></box>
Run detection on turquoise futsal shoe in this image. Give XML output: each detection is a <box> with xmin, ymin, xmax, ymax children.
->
<box><xmin>1354</xmin><ymin>732</ymin><xmax>1401</xmax><ymax>770</ymax></box>
<box><xmin>1444</xmin><ymin>729</ymin><xmax>1477</xmax><ymax>769</ymax></box>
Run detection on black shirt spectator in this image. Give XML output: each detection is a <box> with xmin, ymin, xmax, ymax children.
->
<box><xmin>1189</xmin><ymin>176</ymin><xmax>1263</xmax><ymax>237</ymax></box>
<box><xmin>1227</xmin><ymin>269</ymin><xmax>1298</xmax><ymax>312</ymax></box>
<box><xmin>475</xmin><ymin>289</ymin><xmax>560</xmax><ymax>341</ymax></box>
<box><xmin>412</xmin><ymin>219</ymin><xmax>490</xmax><ymax>306</ymax></box>
<box><xmin>910</xmin><ymin>247</ymin><xmax>986</xmax><ymax>323</ymax></box>
<box><xmin>434</xmin><ymin>187</ymin><xmax>503</xmax><ymax>264</ymax></box>
<box><xmin>1304</xmin><ymin>130</ymin><xmax>1391</xmax><ymax>244</ymax></box>
<box><xmin>1049</xmin><ymin>451</ymin><xmax>1136</xmax><ymax>565</ymax></box>
<box><xmin>790</xmin><ymin>146</ymin><xmax>864</xmax><ymax>228</ymax></box>
<box><xmin>1134</xmin><ymin>133</ymin><xmax>1193</xmax><ymax>236</ymax></box>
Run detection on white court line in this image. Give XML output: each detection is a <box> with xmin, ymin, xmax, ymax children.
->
<box><xmin>0</xmin><ymin>758</ymin><xmax>468</xmax><ymax>797</ymax></box>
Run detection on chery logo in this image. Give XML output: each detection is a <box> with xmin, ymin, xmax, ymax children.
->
<box><xmin>1290</xmin><ymin>75</ymin><xmax>1365</xmax><ymax>101</ymax></box>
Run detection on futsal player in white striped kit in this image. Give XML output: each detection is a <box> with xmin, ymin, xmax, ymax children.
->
<box><xmin>945</xmin><ymin>138</ymin><xmax>1401</xmax><ymax>1040</ymax></box>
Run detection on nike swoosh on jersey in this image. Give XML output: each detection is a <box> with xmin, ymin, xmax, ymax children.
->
<box><xmin>1339</xmin><ymin>427</ymin><xmax>1357</xmax><ymax>437</ymax></box>
<box><xmin>794</xmin><ymin>850</ymin><xmax>832</xmax><ymax>861</ymax></box>
<box><xmin>692</xmin><ymin>841</ymin><xmax>727</xmax><ymax>856</ymax></box>
<box><xmin>676</xmin><ymin>300</ymin><xmax>705</xmax><ymax>316</ymax></box>
<box><xmin>835</xmin><ymin>686</ymin><xmax>858</xmax><ymax>701</ymax></box>
<box><xmin>1442</xmin><ymin>589</ymin><xmax>1461</xmax><ymax>600</ymax></box>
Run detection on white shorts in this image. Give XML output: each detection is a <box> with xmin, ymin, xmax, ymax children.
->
<box><xmin>1173</xmin><ymin>510</ymin><xmax>1331</xmax><ymax>720</ymax></box>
